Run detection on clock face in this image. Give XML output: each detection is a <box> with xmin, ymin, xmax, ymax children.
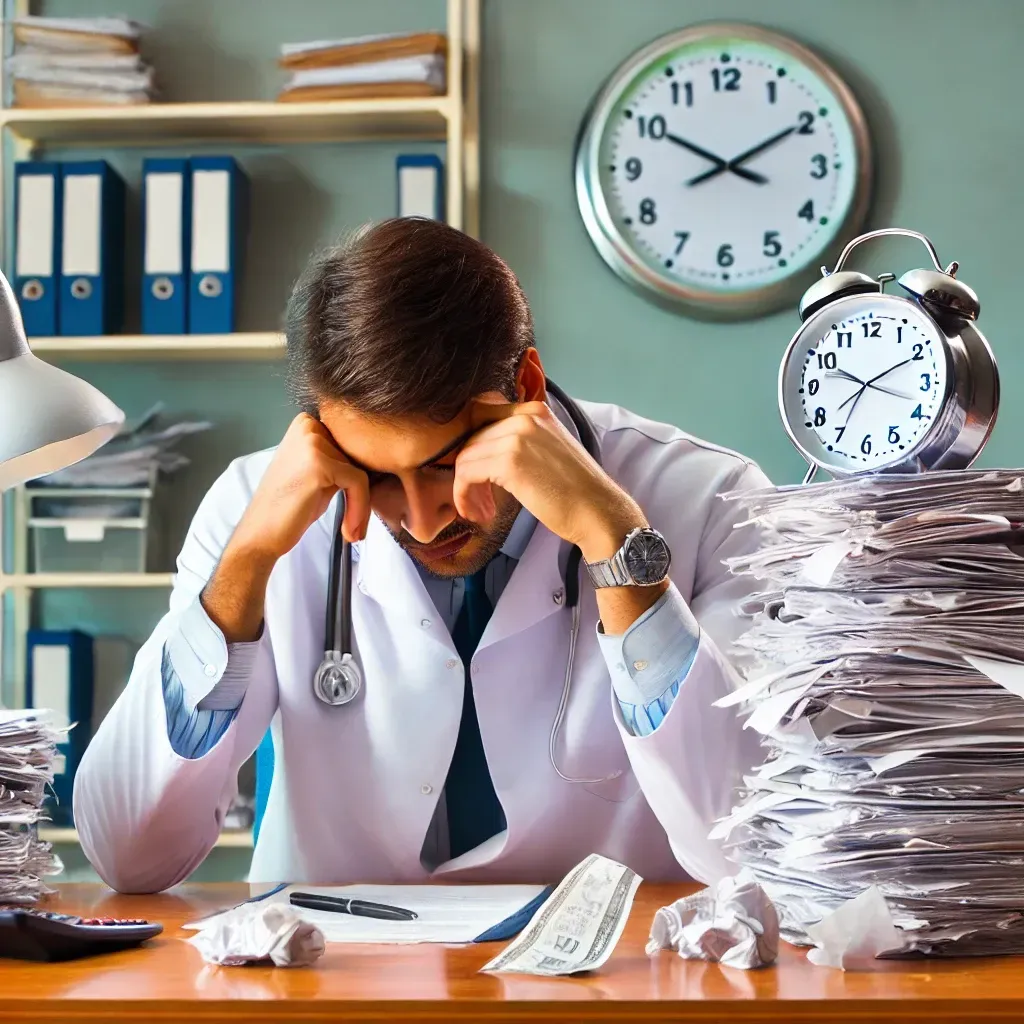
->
<box><xmin>780</xmin><ymin>294</ymin><xmax>952</xmax><ymax>474</ymax></box>
<box><xmin>575</xmin><ymin>24</ymin><xmax>872</xmax><ymax>317</ymax></box>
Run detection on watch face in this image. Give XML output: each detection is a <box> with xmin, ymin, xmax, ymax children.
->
<box><xmin>624</xmin><ymin>530</ymin><xmax>671</xmax><ymax>584</ymax></box>
<box><xmin>575</xmin><ymin>23</ymin><xmax>872</xmax><ymax>317</ymax></box>
<box><xmin>779</xmin><ymin>292</ymin><xmax>952</xmax><ymax>474</ymax></box>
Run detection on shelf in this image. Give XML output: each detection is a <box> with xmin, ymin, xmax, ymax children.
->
<box><xmin>0</xmin><ymin>96</ymin><xmax>453</xmax><ymax>147</ymax></box>
<box><xmin>0</xmin><ymin>572</ymin><xmax>175</xmax><ymax>592</ymax></box>
<box><xmin>30</xmin><ymin>332</ymin><xmax>286</xmax><ymax>362</ymax></box>
<box><xmin>39</xmin><ymin>826</ymin><xmax>254</xmax><ymax>848</ymax></box>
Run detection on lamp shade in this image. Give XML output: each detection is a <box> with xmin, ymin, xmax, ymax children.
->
<box><xmin>0</xmin><ymin>271</ymin><xmax>123</xmax><ymax>491</ymax></box>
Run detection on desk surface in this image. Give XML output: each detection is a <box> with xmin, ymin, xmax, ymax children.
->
<box><xmin>1</xmin><ymin>883</ymin><xmax>1022</xmax><ymax>1023</ymax></box>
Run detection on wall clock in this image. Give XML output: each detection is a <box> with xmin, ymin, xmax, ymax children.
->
<box><xmin>575</xmin><ymin>22</ymin><xmax>873</xmax><ymax>319</ymax></box>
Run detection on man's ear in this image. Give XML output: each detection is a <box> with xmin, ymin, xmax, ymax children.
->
<box><xmin>515</xmin><ymin>347</ymin><xmax>546</xmax><ymax>403</ymax></box>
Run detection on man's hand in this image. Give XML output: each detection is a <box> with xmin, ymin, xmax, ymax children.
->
<box><xmin>203</xmin><ymin>414</ymin><xmax>370</xmax><ymax>643</ymax></box>
<box><xmin>454</xmin><ymin>400</ymin><xmax>667</xmax><ymax>633</ymax></box>
<box><xmin>231</xmin><ymin>413</ymin><xmax>370</xmax><ymax>559</ymax></box>
<box><xmin>454</xmin><ymin>400</ymin><xmax>645</xmax><ymax>564</ymax></box>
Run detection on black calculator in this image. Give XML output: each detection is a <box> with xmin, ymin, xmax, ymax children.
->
<box><xmin>0</xmin><ymin>907</ymin><xmax>163</xmax><ymax>962</ymax></box>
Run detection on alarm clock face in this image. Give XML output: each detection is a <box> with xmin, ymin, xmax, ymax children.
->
<box><xmin>779</xmin><ymin>293</ymin><xmax>952</xmax><ymax>474</ymax></box>
<box><xmin>575</xmin><ymin>23</ymin><xmax>872</xmax><ymax>318</ymax></box>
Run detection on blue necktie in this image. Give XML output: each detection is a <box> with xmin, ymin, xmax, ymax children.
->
<box><xmin>444</xmin><ymin>567</ymin><xmax>506</xmax><ymax>859</ymax></box>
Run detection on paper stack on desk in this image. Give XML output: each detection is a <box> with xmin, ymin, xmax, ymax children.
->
<box><xmin>714</xmin><ymin>470</ymin><xmax>1024</xmax><ymax>957</ymax></box>
<box><xmin>7</xmin><ymin>16</ymin><xmax>156</xmax><ymax>107</ymax></box>
<box><xmin>277</xmin><ymin>31</ymin><xmax>447</xmax><ymax>101</ymax></box>
<box><xmin>0</xmin><ymin>710</ymin><xmax>64</xmax><ymax>903</ymax></box>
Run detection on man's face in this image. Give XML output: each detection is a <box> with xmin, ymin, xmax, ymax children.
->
<box><xmin>319</xmin><ymin>393</ymin><xmax>522</xmax><ymax>579</ymax></box>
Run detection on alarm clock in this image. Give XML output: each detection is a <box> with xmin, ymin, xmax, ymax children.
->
<box><xmin>778</xmin><ymin>228</ymin><xmax>999</xmax><ymax>482</ymax></box>
<box><xmin>574</xmin><ymin>22</ymin><xmax>873</xmax><ymax>319</ymax></box>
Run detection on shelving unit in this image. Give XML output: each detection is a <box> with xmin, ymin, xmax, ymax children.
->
<box><xmin>30</xmin><ymin>333</ymin><xmax>287</xmax><ymax>362</ymax></box>
<box><xmin>0</xmin><ymin>0</ymin><xmax>480</xmax><ymax>866</ymax></box>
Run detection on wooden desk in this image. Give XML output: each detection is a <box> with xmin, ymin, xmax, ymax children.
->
<box><xmin>1</xmin><ymin>883</ymin><xmax>1022</xmax><ymax>1023</ymax></box>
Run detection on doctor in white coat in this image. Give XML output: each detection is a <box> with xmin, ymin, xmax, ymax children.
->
<box><xmin>74</xmin><ymin>218</ymin><xmax>769</xmax><ymax>893</ymax></box>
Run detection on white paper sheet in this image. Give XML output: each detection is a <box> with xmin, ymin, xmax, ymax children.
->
<box><xmin>185</xmin><ymin>883</ymin><xmax>547</xmax><ymax>944</ymax></box>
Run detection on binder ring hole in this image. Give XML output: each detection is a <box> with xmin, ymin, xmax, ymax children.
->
<box><xmin>21</xmin><ymin>280</ymin><xmax>43</xmax><ymax>301</ymax></box>
<box><xmin>152</xmin><ymin>276</ymin><xmax>175</xmax><ymax>300</ymax></box>
<box><xmin>198</xmin><ymin>274</ymin><xmax>223</xmax><ymax>298</ymax></box>
<box><xmin>70</xmin><ymin>278</ymin><xmax>93</xmax><ymax>300</ymax></box>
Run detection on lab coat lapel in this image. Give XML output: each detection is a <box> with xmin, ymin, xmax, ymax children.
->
<box><xmin>355</xmin><ymin>513</ymin><xmax>440</xmax><ymax>628</ymax></box>
<box><xmin>479</xmin><ymin>523</ymin><xmax>568</xmax><ymax>651</ymax></box>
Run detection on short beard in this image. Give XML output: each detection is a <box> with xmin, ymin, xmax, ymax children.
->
<box><xmin>387</xmin><ymin>498</ymin><xmax>523</xmax><ymax>579</ymax></box>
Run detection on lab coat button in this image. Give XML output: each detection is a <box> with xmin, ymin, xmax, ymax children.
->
<box><xmin>633</xmin><ymin>659</ymin><xmax>649</xmax><ymax>672</ymax></box>
<box><xmin>552</xmin><ymin>589</ymin><xmax>564</xmax><ymax>605</ymax></box>
<box><xmin>420</xmin><ymin>618</ymin><xmax>432</xmax><ymax>629</ymax></box>
<box><xmin>420</xmin><ymin>784</ymin><xmax>433</xmax><ymax>795</ymax></box>
<box><xmin>445</xmin><ymin>658</ymin><xmax>459</xmax><ymax>670</ymax></box>
<box><xmin>204</xmin><ymin>664</ymin><xmax>217</xmax><ymax>678</ymax></box>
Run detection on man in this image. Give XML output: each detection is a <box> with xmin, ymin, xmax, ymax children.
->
<box><xmin>75</xmin><ymin>218</ymin><xmax>769</xmax><ymax>893</ymax></box>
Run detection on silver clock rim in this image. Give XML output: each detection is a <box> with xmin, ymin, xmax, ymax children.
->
<box><xmin>777</xmin><ymin>293</ymin><xmax>955</xmax><ymax>476</ymax></box>
<box><xmin>574</xmin><ymin>21</ymin><xmax>874</xmax><ymax>320</ymax></box>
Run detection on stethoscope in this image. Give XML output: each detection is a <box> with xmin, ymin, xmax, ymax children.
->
<box><xmin>313</xmin><ymin>379</ymin><xmax>622</xmax><ymax>786</ymax></box>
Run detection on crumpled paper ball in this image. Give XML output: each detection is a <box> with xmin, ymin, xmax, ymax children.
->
<box><xmin>188</xmin><ymin>902</ymin><xmax>326</xmax><ymax>967</ymax></box>
<box><xmin>646</xmin><ymin>871</ymin><xmax>779</xmax><ymax>969</ymax></box>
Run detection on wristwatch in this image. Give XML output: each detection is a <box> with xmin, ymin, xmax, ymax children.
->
<box><xmin>584</xmin><ymin>527</ymin><xmax>672</xmax><ymax>588</ymax></box>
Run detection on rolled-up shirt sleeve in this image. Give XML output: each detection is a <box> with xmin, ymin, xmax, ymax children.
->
<box><xmin>161</xmin><ymin>595</ymin><xmax>261</xmax><ymax>758</ymax></box>
<box><xmin>597</xmin><ymin>584</ymin><xmax>701</xmax><ymax>737</ymax></box>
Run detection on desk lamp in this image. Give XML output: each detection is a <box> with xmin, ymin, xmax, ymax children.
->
<box><xmin>0</xmin><ymin>271</ymin><xmax>123</xmax><ymax>490</ymax></box>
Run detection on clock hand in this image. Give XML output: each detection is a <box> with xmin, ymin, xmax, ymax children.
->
<box><xmin>686</xmin><ymin>126</ymin><xmax>795</xmax><ymax>187</ymax></box>
<box><xmin>826</xmin><ymin>369</ymin><xmax>914</xmax><ymax>401</ymax></box>
<box><xmin>842</xmin><ymin>385</ymin><xmax>868</xmax><ymax>426</ymax></box>
<box><xmin>727</xmin><ymin>126</ymin><xmax>797</xmax><ymax>171</ymax></box>
<box><xmin>865</xmin><ymin>358</ymin><xmax>915</xmax><ymax>387</ymax></box>
<box><xmin>686</xmin><ymin>163</ymin><xmax>767</xmax><ymax>186</ymax></box>
<box><xmin>837</xmin><ymin>383</ymin><xmax>865</xmax><ymax>412</ymax></box>
<box><xmin>665</xmin><ymin>133</ymin><xmax>727</xmax><ymax>168</ymax></box>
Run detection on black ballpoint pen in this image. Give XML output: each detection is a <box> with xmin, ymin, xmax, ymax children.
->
<box><xmin>289</xmin><ymin>892</ymin><xmax>418</xmax><ymax>921</ymax></box>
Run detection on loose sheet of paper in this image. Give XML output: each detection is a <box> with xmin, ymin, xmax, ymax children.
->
<box><xmin>186</xmin><ymin>883</ymin><xmax>547</xmax><ymax>944</ymax></box>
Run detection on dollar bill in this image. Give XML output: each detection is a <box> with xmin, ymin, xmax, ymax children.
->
<box><xmin>481</xmin><ymin>853</ymin><xmax>642</xmax><ymax>975</ymax></box>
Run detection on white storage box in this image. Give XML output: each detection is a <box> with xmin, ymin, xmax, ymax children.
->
<box><xmin>26</xmin><ymin>471</ymin><xmax>166</xmax><ymax>574</ymax></box>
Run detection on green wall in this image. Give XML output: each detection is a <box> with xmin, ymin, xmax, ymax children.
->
<box><xmin>21</xmin><ymin>0</ymin><xmax>1024</xmax><ymax>879</ymax></box>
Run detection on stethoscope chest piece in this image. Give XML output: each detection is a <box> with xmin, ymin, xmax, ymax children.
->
<box><xmin>313</xmin><ymin>651</ymin><xmax>363</xmax><ymax>706</ymax></box>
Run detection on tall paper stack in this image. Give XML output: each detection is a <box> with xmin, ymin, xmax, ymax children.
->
<box><xmin>277</xmin><ymin>31</ymin><xmax>447</xmax><ymax>102</ymax></box>
<box><xmin>714</xmin><ymin>470</ymin><xmax>1024</xmax><ymax>958</ymax></box>
<box><xmin>0</xmin><ymin>710</ymin><xmax>63</xmax><ymax>903</ymax></box>
<box><xmin>8</xmin><ymin>16</ymin><xmax>156</xmax><ymax>107</ymax></box>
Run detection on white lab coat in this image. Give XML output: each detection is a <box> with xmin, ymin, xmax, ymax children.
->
<box><xmin>74</xmin><ymin>399</ymin><xmax>769</xmax><ymax>893</ymax></box>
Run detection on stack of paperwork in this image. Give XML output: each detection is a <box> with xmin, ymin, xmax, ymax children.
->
<box><xmin>0</xmin><ymin>710</ymin><xmax>63</xmax><ymax>903</ymax></box>
<box><xmin>713</xmin><ymin>470</ymin><xmax>1024</xmax><ymax>957</ymax></box>
<box><xmin>8</xmin><ymin>16</ymin><xmax>155</xmax><ymax>107</ymax></box>
<box><xmin>278</xmin><ymin>31</ymin><xmax>446</xmax><ymax>101</ymax></box>
<box><xmin>30</xmin><ymin>404</ymin><xmax>211</xmax><ymax>489</ymax></box>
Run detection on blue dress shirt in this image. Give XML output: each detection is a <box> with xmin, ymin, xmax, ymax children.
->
<box><xmin>161</xmin><ymin>510</ymin><xmax>699</xmax><ymax>757</ymax></box>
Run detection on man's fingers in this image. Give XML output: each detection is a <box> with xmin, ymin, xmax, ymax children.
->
<box><xmin>324</xmin><ymin>461</ymin><xmax>371</xmax><ymax>542</ymax></box>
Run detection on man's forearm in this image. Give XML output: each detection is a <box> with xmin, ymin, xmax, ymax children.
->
<box><xmin>200</xmin><ymin>534</ymin><xmax>277</xmax><ymax>643</ymax></box>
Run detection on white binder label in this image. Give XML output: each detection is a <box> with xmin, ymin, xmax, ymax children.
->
<box><xmin>32</xmin><ymin>644</ymin><xmax>71</xmax><ymax>732</ymax></box>
<box><xmin>145</xmin><ymin>172</ymin><xmax>184</xmax><ymax>275</ymax></box>
<box><xmin>62</xmin><ymin>174</ymin><xmax>102</xmax><ymax>276</ymax></box>
<box><xmin>399</xmin><ymin>165</ymin><xmax>439</xmax><ymax>219</ymax></box>
<box><xmin>191</xmin><ymin>170</ymin><xmax>230</xmax><ymax>273</ymax></box>
<box><xmin>16</xmin><ymin>174</ymin><xmax>55</xmax><ymax>277</ymax></box>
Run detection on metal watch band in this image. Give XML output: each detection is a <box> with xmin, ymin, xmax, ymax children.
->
<box><xmin>585</xmin><ymin>549</ymin><xmax>630</xmax><ymax>589</ymax></box>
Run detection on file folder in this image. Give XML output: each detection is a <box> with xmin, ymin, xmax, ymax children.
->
<box><xmin>189</xmin><ymin>156</ymin><xmax>248</xmax><ymax>334</ymax></box>
<box><xmin>26</xmin><ymin>629</ymin><xmax>94</xmax><ymax>827</ymax></box>
<box><xmin>14</xmin><ymin>161</ymin><xmax>61</xmax><ymax>338</ymax></box>
<box><xmin>142</xmin><ymin>158</ymin><xmax>190</xmax><ymax>335</ymax></box>
<box><xmin>59</xmin><ymin>160</ymin><xmax>125</xmax><ymax>337</ymax></box>
<box><xmin>396</xmin><ymin>154</ymin><xmax>444</xmax><ymax>220</ymax></box>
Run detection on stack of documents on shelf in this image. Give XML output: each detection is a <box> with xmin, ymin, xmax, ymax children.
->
<box><xmin>278</xmin><ymin>31</ymin><xmax>446</xmax><ymax>101</ymax></box>
<box><xmin>0</xmin><ymin>710</ymin><xmax>63</xmax><ymax>903</ymax></box>
<box><xmin>8</xmin><ymin>16</ymin><xmax>155</xmax><ymax>107</ymax></box>
<box><xmin>713</xmin><ymin>470</ymin><xmax>1024</xmax><ymax>958</ymax></box>
<box><xmin>31</xmin><ymin>403</ymin><xmax>211</xmax><ymax>489</ymax></box>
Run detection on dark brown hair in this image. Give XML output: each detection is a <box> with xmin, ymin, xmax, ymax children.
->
<box><xmin>285</xmin><ymin>217</ymin><xmax>535</xmax><ymax>422</ymax></box>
